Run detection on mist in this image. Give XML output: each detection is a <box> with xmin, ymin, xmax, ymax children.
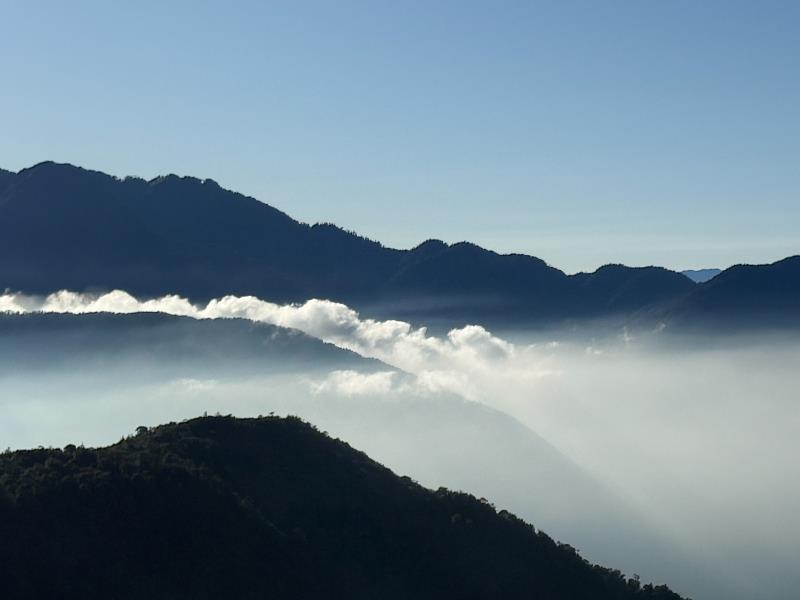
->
<box><xmin>2</xmin><ymin>290</ymin><xmax>799</xmax><ymax>599</ymax></box>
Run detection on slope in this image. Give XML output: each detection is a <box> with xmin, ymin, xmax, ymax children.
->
<box><xmin>0</xmin><ymin>415</ymin><xmax>686</xmax><ymax>600</ymax></box>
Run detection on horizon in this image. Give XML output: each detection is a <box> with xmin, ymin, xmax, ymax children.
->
<box><xmin>2</xmin><ymin>1</ymin><xmax>798</xmax><ymax>272</ymax></box>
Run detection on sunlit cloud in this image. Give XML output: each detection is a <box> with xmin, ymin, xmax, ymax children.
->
<box><xmin>0</xmin><ymin>289</ymin><xmax>560</xmax><ymax>401</ymax></box>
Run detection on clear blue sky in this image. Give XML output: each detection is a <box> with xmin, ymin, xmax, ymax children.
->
<box><xmin>1</xmin><ymin>1</ymin><xmax>797</xmax><ymax>272</ymax></box>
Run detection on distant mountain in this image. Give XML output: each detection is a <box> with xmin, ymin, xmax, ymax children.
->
<box><xmin>0</xmin><ymin>311</ymin><xmax>381</xmax><ymax>375</ymax></box>
<box><xmin>680</xmin><ymin>269</ymin><xmax>721</xmax><ymax>283</ymax></box>
<box><xmin>0</xmin><ymin>162</ymin><xmax>695</xmax><ymax>325</ymax></box>
<box><xmin>661</xmin><ymin>256</ymin><xmax>800</xmax><ymax>328</ymax></box>
<box><xmin>0</xmin><ymin>415</ymin><xmax>685</xmax><ymax>599</ymax></box>
<box><xmin>570</xmin><ymin>264</ymin><xmax>695</xmax><ymax>312</ymax></box>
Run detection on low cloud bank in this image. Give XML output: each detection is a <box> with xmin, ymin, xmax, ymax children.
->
<box><xmin>311</xmin><ymin>370</ymin><xmax>398</xmax><ymax>397</ymax></box>
<box><xmin>0</xmin><ymin>289</ymin><xmax>551</xmax><ymax>401</ymax></box>
<box><xmin>3</xmin><ymin>289</ymin><xmax>800</xmax><ymax>600</ymax></box>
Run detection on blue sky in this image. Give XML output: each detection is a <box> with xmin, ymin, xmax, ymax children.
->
<box><xmin>1</xmin><ymin>0</ymin><xmax>797</xmax><ymax>272</ymax></box>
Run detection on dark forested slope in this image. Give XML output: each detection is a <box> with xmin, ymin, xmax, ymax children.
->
<box><xmin>0</xmin><ymin>415</ymin><xmax>685</xmax><ymax>600</ymax></box>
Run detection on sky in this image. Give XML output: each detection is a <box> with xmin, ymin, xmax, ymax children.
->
<box><xmin>1</xmin><ymin>0</ymin><xmax>798</xmax><ymax>273</ymax></box>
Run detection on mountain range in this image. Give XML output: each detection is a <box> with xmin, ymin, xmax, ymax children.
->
<box><xmin>1</xmin><ymin>161</ymin><xmax>797</xmax><ymax>328</ymax></box>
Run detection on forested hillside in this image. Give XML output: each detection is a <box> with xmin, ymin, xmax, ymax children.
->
<box><xmin>0</xmin><ymin>415</ymin><xmax>686</xmax><ymax>600</ymax></box>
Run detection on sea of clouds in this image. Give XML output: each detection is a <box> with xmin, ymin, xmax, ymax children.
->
<box><xmin>0</xmin><ymin>289</ymin><xmax>556</xmax><ymax>400</ymax></box>
<box><xmin>2</xmin><ymin>288</ymin><xmax>799</xmax><ymax>600</ymax></box>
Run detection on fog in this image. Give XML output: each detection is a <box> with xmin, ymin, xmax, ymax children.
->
<box><xmin>2</xmin><ymin>290</ymin><xmax>799</xmax><ymax>599</ymax></box>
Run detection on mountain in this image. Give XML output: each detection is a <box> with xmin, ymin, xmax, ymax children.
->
<box><xmin>0</xmin><ymin>168</ymin><xmax>14</xmax><ymax>195</ymax></box>
<box><xmin>0</xmin><ymin>311</ymin><xmax>381</xmax><ymax>376</ymax></box>
<box><xmin>570</xmin><ymin>264</ymin><xmax>695</xmax><ymax>313</ymax></box>
<box><xmin>0</xmin><ymin>415</ymin><xmax>685</xmax><ymax>600</ymax></box>
<box><xmin>680</xmin><ymin>269</ymin><xmax>721</xmax><ymax>283</ymax></box>
<box><xmin>654</xmin><ymin>257</ymin><xmax>800</xmax><ymax>329</ymax></box>
<box><xmin>0</xmin><ymin>162</ymin><xmax>695</xmax><ymax>325</ymax></box>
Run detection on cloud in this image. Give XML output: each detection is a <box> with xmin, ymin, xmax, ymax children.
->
<box><xmin>0</xmin><ymin>292</ymin><xmax>38</xmax><ymax>313</ymax></box>
<box><xmin>0</xmin><ymin>289</ymin><xmax>545</xmax><ymax>399</ymax></box>
<box><xmin>309</xmin><ymin>368</ymin><xmax>479</xmax><ymax>400</ymax></box>
<box><xmin>170</xmin><ymin>378</ymin><xmax>219</xmax><ymax>393</ymax></box>
<box><xmin>4</xmin><ymin>288</ymin><xmax>800</xmax><ymax>598</ymax></box>
<box><xmin>41</xmin><ymin>289</ymin><xmax>198</xmax><ymax>316</ymax></box>
<box><xmin>311</xmin><ymin>370</ymin><xmax>398</xmax><ymax>397</ymax></box>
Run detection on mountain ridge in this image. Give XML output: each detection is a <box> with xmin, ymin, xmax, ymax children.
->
<box><xmin>2</xmin><ymin>161</ymin><xmax>797</xmax><ymax>328</ymax></box>
<box><xmin>0</xmin><ymin>162</ymin><xmax>694</xmax><ymax>321</ymax></box>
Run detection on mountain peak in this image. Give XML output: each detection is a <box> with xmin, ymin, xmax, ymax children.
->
<box><xmin>412</xmin><ymin>238</ymin><xmax>449</xmax><ymax>253</ymax></box>
<box><xmin>19</xmin><ymin>160</ymin><xmax>88</xmax><ymax>176</ymax></box>
<box><xmin>147</xmin><ymin>173</ymin><xmax>222</xmax><ymax>188</ymax></box>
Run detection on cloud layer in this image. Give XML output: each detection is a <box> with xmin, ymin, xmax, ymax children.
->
<box><xmin>0</xmin><ymin>289</ymin><xmax>552</xmax><ymax>400</ymax></box>
<box><xmin>4</xmin><ymin>288</ymin><xmax>800</xmax><ymax>599</ymax></box>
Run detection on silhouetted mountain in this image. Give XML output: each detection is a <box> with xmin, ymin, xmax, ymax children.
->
<box><xmin>0</xmin><ymin>311</ymin><xmax>382</xmax><ymax>375</ymax></box>
<box><xmin>0</xmin><ymin>415</ymin><xmax>686</xmax><ymax>600</ymax></box>
<box><xmin>570</xmin><ymin>265</ymin><xmax>695</xmax><ymax>313</ymax></box>
<box><xmin>660</xmin><ymin>256</ymin><xmax>800</xmax><ymax>328</ymax></box>
<box><xmin>680</xmin><ymin>269</ymin><xmax>721</xmax><ymax>283</ymax></box>
<box><xmin>0</xmin><ymin>168</ymin><xmax>14</xmax><ymax>195</ymax></box>
<box><xmin>0</xmin><ymin>162</ymin><xmax>695</xmax><ymax>324</ymax></box>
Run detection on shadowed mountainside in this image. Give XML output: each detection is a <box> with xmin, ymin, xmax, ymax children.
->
<box><xmin>0</xmin><ymin>311</ymin><xmax>382</xmax><ymax>375</ymax></box>
<box><xmin>0</xmin><ymin>415</ymin><xmax>686</xmax><ymax>600</ymax></box>
<box><xmin>0</xmin><ymin>168</ymin><xmax>14</xmax><ymax>195</ymax></box>
<box><xmin>648</xmin><ymin>256</ymin><xmax>800</xmax><ymax>330</ymax></box>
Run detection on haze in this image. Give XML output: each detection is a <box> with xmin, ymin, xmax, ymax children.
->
<box><xmin>2</xmin><ymin>290</ymin><xmax>798</xmax><ymax>600</ymax></box>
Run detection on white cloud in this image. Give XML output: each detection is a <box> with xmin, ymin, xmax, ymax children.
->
<box><xmin>0</xmin><ymin>291</ymin><xmax>35</xmax><ymax>313</ymax></box>
<box><xmin>170</xmin><ymin>378</ymin><xmax>219</xmax><ymax>393</ymax></box>
<box><xmin>1</xmin><ymin>289</ymin><xmax>551</xmax><ymax>399</ymax></box>
<box><xmin>311</xmin><ymin>370</ymin><xmax>397</xmax><ymax>397</ymax></box>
